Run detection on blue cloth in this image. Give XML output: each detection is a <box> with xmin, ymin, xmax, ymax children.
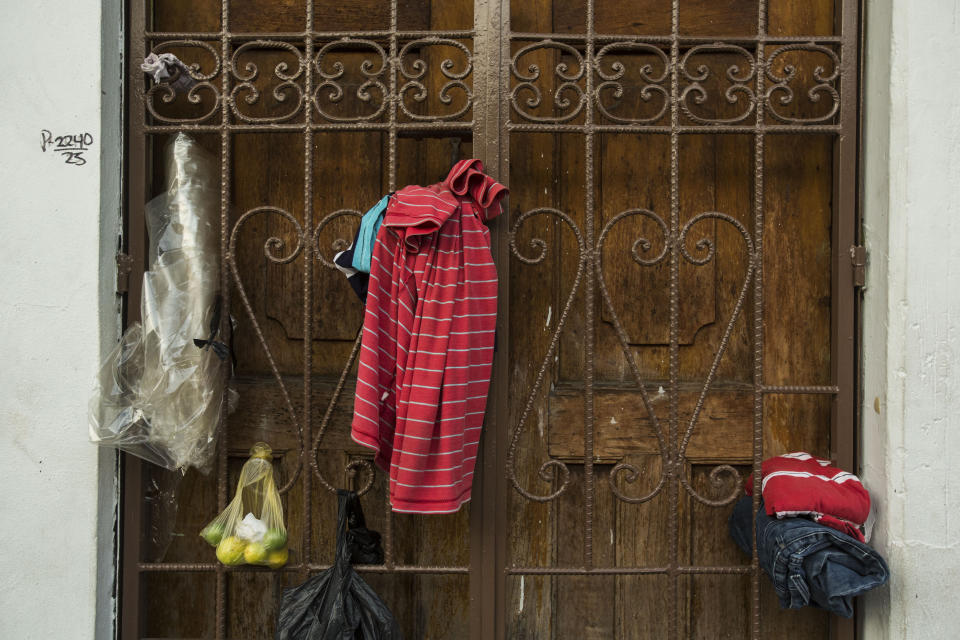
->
<box><xmin>729</xmin><ymin>496</ymin><xmax>888</xmax><ymax>618</ymax></box>
<box><xmin>351</xmin><ymin>195</ymin><xmax>389</xmax><ymax>274</ymax></box>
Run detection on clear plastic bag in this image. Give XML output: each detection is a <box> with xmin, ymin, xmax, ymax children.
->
<box><xmin>89</xmin><ymin>133</ymin><xmax>228</xmax><ymax>473</ymax></box>
<box><xmin>200</xmin><ymin>443</ymin><xmax>289</xmax><ymax>568</ymax></box>
<box><xmin>144</xmin><ymin>469</ymin><xmax>183</xmax><ymax>562</ymax></box>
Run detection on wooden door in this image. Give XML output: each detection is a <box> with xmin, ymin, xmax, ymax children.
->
<box><xmin>498</xmin><ymin>0</ymin><xmax>858</xmax><ymax>638</ymax></box>
<box><xmin>123</xmin><ymin>0</ymin><xmax>860</xmax><ymax>638</ymax></box>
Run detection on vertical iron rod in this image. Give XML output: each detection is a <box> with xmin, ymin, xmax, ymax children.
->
<box><xmin>832</xmin><ymin>1</ymin><xmax>861</xmax><ymax>636</ymax></box>
<box><xmin>383</xmin><ymin>0</ymin><xmax>399</xmax><ymax>570</ymax></box>
<box><xmin>583</xmin><ymin>0</ymin><xmax>596</xmax><ymax>572</ymax></box>
<box><xmin>751</xmin><ymin>2</ymin><xmax>768</xmax><ymax>639</ymax></box>
<box><xmin>215</xmin><ymin>0</ymin><xmax>232</xmax><ymax>637</ymax></box>
<box><xmin>303</xmin><ymin>0</ymin><xmax>315</xmax><ymax>578</ymax></box>
<box><xmin>668</xmin><ymin>1</ymin><xmax>681</xmax><ymax>638</ymax></box>
<box><xmin>120</xmin><ymin>0</ymin><xmax>148</xmax><ymax>636</ymax></box>
<box><xmin>494</xmin><ymin>6</ymin><xmax>511</xmax><ymax>638</ymax></box>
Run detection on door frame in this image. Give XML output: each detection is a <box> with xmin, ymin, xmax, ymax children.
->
<box><xmin>119</xmin><ymin>1</ymin><xmax>864</xmax><ymax>638</ymax></box>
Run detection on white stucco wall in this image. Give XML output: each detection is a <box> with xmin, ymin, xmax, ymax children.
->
<box><xmin>861</xmin><ymin>0</ymin><xmax>960</xmax><ymax>638</ymax></box>
<box><xmin>0</xmin><ymin>1</ymin><xmax>119</xmax><ymax>639</ymax></box>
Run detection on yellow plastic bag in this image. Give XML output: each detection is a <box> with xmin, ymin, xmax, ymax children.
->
<box><xmin>200</xmin><ymin>443</ymin><xmax>289</xmax><ymax>568</ymax></box>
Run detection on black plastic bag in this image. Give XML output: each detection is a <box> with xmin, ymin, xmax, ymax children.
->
<box><xmin>276</xmin><ymin>490</ymin><xmax>402</xmax><ymax>640</ymax></box>
<box><xmin>344</xmin><ymin>492</ymin><xmax>384</xmax><ymax>565</ymax></box>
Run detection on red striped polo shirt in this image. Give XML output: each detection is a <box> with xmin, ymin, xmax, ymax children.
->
<box><xmin>351</xmin><ymin>160</ymin><xmax>506</xmax><ymax>514</ymax></box>
<box><xmin>745</xmin><ymin>452</ymin><xmax>870</xmax><ymax>541</ymax></box>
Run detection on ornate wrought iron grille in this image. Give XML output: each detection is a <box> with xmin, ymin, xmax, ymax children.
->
<box><xmin>122</xmin><ymin>0</ymin><xmax>861</xmax><ymax>638</ymax></box>
<box><xmin>494</xmin><ymin>1</ymin><xmax>859</xmax><ymax>638</ymax></box>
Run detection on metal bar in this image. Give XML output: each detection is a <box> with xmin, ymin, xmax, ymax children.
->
<box><xmin>583</xmin><ymin>0</ymin><xmax>597</xmax><ymax>573</ymax></box>
<box><xmin>551</xmin><ymin>380</ymin><xmax>835</xmax><ymax>393</ymax></box>
<box><xmin>138</xmin><ymin>562</ymin><xmax>470</xmax><ymax>574</ymax></box>
<box><xmin>506</xmin><ymin>566</ymin><xmax>754</xmax><ymax>575</ymax></box>
<box><xmin>668</xmin><ymin>1</ymin><xmax>681</xmax><ymax>637</ymax></box>
<box><xmin>382</xmin><ymin>0</ymin><xmax>399</xmax><ymax>572</ymax></box>
<box><xmin>143</xmin><ymin>122</ymin><xmax>842</xmax><ymax>135</ymax></box>
<box><xmin>508</xmin><ymin>32</ymin><xmax>845</xmax><ymax>45</ymax></box>
<box><xmin>139</xmin><ymin>560</ymin><xmax>770</xmax><ymax>576</ymax></box>
<box><xmin>144</xmin><ymin>122</ymin><xmax>475</xmax><ymax>133</ymax></box>
<box><xmin>125</xmin><ymin>4</ymin><xmax>147</xmax><ymax>326</ymax></box>
<box><xmin>833</xmin><ymin>0</ymin><xmax>860</xmax><ymax>491</ymax></box>
<box><xmin>507</xmin><ymin>124</ymin><xmax>843</xmax><ymax>134</ymax></box>
<box><xmin>492</xmin><ymin>1</ymin><xmax>511</xmax><ymax>636</ymax></box>
<box><xmin>145</xmin><ymin>29</ymin><xmax>476</xmax><ymax>40</ymax></box>
<box><xmin>387</xmin><ymin>1</ymin><xmax>398</xmax><ymax>193</ymax></box>
<box><xmin>143</xmin><ymin>29</ymin><xmax>842</xmax><ymax>45</ymax></box>
<box><xmin>301</xmin><ymin>0</ymin><xmax>315</xmax><ymax>592</ymax></box>
<box><xmin>119</xmin><ymin>457</ymin><xmax>145</xmax><ymax>640</ymax></box>
<box><xmin>143</xmin><ymin>121</ymin><xmax>844</xmax><ymax>138</ymax></box>
<box><xmin>469</xmin><ymin>453</ymin><xmax>486</xmax><ymax>640</ymax></box>
<box><xmin>761</xmin><ymin>385</ymin><xmax>840</xmax><ymax>394</ymax></box>
<box><xmin>471</xmin><ymin>0</ymin><xmax>504</xmax><ymax>637</ymax></box>
<box><xmin>751</xmin><ymin>1</ymin><xmax>768</xmax><ymax>638</ymax></box>
<box><xmin>830</xmin><ymin>0</ymin><xmax>862</xmax><ymax>638</ymax></box>
<box><xmin>118</xmin><ymin>0</ymin><xmax>147</xmax><ymax>636</ymax></box>
<box><xmin>214</xmin><ymin>0</ymin><xmax>231</xmax><ymax>636</ymax></box>
<box><xmin>845</xmin><ymin>3</ymin><xmax>869</xmax><ymax>638</ymax></box>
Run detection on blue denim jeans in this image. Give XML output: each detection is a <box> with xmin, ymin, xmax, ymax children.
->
<box><xmin>729</xmin><ymin>496</ymin><xmax>888</xmax><ymax>617</ymax></box>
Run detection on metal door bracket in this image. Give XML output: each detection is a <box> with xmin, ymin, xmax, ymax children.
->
<box><xmin>850</xmin><ymin>244</ymin><xmax>867</xmax><ymax>288</ymax></box>
<box><xmin>116</xmin><ymin>252</ymin><xmax>134</xmax><ymax>294</ymax></box>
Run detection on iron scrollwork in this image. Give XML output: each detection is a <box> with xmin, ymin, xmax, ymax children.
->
<box><xmin>230</xmin><ymin>40</ymin><xmax>306</xmax><ymax>124</ymax></box>
<box><xmin>507</xmin><ymin>38</ymin><xmax>843</xmax><ymax>128</ymax></box>
<box><xmin>594</xmin><ymin>42</ymin><xmax>670</xmax><ymax>124</ymax></box>
<box><xmin>145</xmin><ymin>40</ymin><xmax>221</xmax><ymax>124</ymax></box>
<box><xmin>507</xmin><ymin>35</ymin><xmax>842</xmax><ymax>511</ymax></box>
<box><xmin>597</xmin><ymin>209</ymin><xmax>670</xmax><ymax>504</ymax></box>
<box><xmin>313</xmin><ymin>38</ymin><xmax>390</xmax><ymax>122</ymax></box>
<box><xmin>510</xmin><ymin>207</ymin><xmax>756</xmax><ymax>507</ymax></box>
<box><xmin>765</xmin><ymin>44</ymin><xmax>841</xmax><ymax>124</ymax></box>
<box><xmin>310</xmin><ymin>37</ymin><xmax>476</xmax><ymax>123</ymax></box>
<box><xmin>310</xmin><ymin>209</ymin><xmax>377</xmax><ymax>497</ymax></box>
<box><xmin>510</xmin><ymin>41</ymin><xmax>587</xmax><ymax>123</ymax></box>
<box><xmin>675</xmin><ymin>212</ymin><xmax>756</xmax><ymax>507</ymax></box>
<box><xmin>227</xmin><ymin>206</ymin><xmax>381</xmax><ymax>496</ymax></box>
<box><xmin>398</xmin><ymin>38</ymin><xmax>474</xmax><ymax>121</ymax></box>
<box><xmin>679</xmin><ymin>44</ymin><xmax>758</xmax><ymax>125</ymax></box>
<box><xmin>506</xmin><ymin>208</ymin><xmax>586</xmax><ymax>501</ymax></box>
<box><xmin>227</xmin><ymin>207</ymin><xmax>306</xmax><ymax>494</ymax></box>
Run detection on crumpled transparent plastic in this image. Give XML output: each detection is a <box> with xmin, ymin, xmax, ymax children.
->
<box><xmin>143</xmin><ymin>469</ymin><xmax>183</xmax><ymax>562</ymax></box>
<box><xmin>89</xmin><ymin>132</ymin><xmax>228</xmax><ymax>473</ymax></box>
<box><xmin>200</xmin><ymin>443</ymin><xmax>289</xmax><ymax>568</ymax></box>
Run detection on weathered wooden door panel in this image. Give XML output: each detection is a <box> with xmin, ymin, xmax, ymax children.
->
<box><xmin>126</xmin><ymin>0</ymin><xmax>858</xmax><ymax>637</ymax></box>
<box><xmin>134</xmin><ymin>0</ymin><xmax>480</xmax><ymax>637</ymax></box>
<box><xmin>501</xmin><ymin>0</ymin><xmax>853</xmax><ymax>638</ymax></box>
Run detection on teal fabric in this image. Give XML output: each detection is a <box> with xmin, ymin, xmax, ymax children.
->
<box><xmin>352</xmin><ymin>195</ymin><xmax>389</xmax><ymax>274</ymax></box>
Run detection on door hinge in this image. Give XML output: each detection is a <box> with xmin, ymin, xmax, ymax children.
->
<box><xmin>116</xmin><ymin>252</ymin><xmax>134</xmax><ymax>294</ymax></box>
<box><xmin>850</xmin><ymin>244</ymin><xmax>866</xmax><ymax>288</ymax></box>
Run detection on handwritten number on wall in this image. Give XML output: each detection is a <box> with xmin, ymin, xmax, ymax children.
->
<box><xmin>41</xmin><ymin>130</ymin><xmax>93</xmax><ymax>166</ymax></box>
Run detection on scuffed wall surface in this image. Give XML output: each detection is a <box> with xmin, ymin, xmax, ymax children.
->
<box><xmin>862</xmin><ymin>0</ymin><xmax>960</xmax><ymax>638</ymax></box>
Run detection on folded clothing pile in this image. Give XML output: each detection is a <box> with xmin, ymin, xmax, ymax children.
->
<box><xmin>730</xmin><ymin>452</ymin><xmax>888</xmax><ymax>617</ymax></box>
<box><xmin>744</xmin><ymin>451</ymin><xmax>870</xmax><ymax>541</ymax></box>
<box><xmin>729</xmin><ymin>497</ymin><xmax>888</xmax><ymax>617</ymax></box>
